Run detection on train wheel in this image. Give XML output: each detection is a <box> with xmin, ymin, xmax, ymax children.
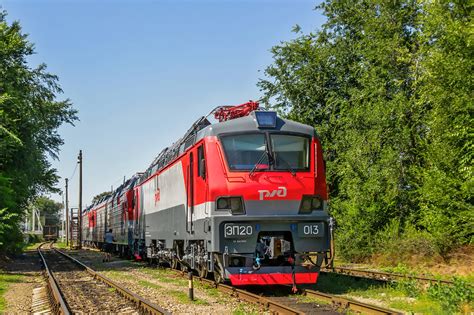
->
<box><xmin>213</xmin><ymin>270</ymin><xmax>223</xmax><ymax>284</ymax></box>
<box><xmin>197</xmin><ymin>264</ymin><xmax>208</xmax><ymax>278</ymax></box>
<box><xmin>171</xmin><ymin>257</ymin><xmax>179</xmax><ymax>269</ymax></box>
<box><xmin>212</xmin><ymin>254</ymin><xmax>224</xmax><ymax>283</ymax></box>
<box><xmin>213</xmin><ymin>262</ymin><xmax>223</xmax><ymax>283</ymax></box>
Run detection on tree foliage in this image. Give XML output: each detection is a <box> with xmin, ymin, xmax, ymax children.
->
<box><xmin>91</xmin><ymin>191</ymin><xmax>112</xmax><ymax>204</ymax></box>
<box><xmin>0</xmin><ymin>10</ymin><xmax>77</xmax><ymax>253</ymax></box>
<box><xmin>33</xmin><ymin>196</ymin><xmax>62</xmax><ymax>226</ymax></box>
<box><xmin>259</xmin><ymin>0</ymin><xmax>472</xmax><ymax>260</ymax></box>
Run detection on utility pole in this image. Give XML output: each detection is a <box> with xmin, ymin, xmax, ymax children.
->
<box><xmin>61</xmin><ymin>191</ymin><xmax>64</xmax><ymax>242</ymax></box>
<box><xmin>65</xmin><ymin>178</ymin><xmax>69</xmax><ymax>246</ymax></box>
<box><xmin>78</xmin><ymin>150</ymin><xmax>83</xmax><ymax>249</ymax></box>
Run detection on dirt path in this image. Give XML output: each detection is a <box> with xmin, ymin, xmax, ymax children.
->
<box><xmin>0</xmin><ymin>251</ymin><xmax>43</xmax><ymax>314</ymax></box>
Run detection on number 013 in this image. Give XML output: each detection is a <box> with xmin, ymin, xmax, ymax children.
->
<box><xmin>303</xmin><ymin>225</ymin><xmax>319</xmax><ymax>235</ymax></box>
<box><xmin>298</xmin><ymin>223</ymin><xmax>324</xmax><ymax>238</ymax></box>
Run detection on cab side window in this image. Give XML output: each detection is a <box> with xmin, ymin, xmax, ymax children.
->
<box><xmin>197</xmin><ymin>145</ymin><xmax>206</xmax><ymax>179</ymax></box>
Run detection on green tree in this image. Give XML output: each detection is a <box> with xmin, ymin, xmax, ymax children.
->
<box><xmin>91</xmin><ymin>191</ymin><xmax>112</xmax><ymax>204</ymax></box>
<box><xmin>259</xmin><ymin>0</ymin><xmax>472</xmax><ymax>260</ymax></box>
<box><xmin>34</xmin><ymin>196</ymin><xmax>62</xmax><ymax>226</ymax></box>
<box><xmin>0</xmin><ymin>10</ymin><xmax>77</xmax><ymax>253</ymax></box>
<box><xmin>416</xmin><ymin>1</ymin><xmax>473</xmax><ymax>251</ymax></box>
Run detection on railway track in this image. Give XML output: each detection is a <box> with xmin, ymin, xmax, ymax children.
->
<box><xmin>195</xmin><ymin>277</ymin><xmax>333</xmax><ymax>315</ymax></box>
<box><xmin>321</xmin><ymin>266</ymin><xmax>459</xmax><ymax>286</ymax></box>
<box><xmin>37</xmin><ymin>243</ymin><xmax>170</xmax><ymax>314</ymax></box>
<box><xmin>78</xmin><ymin>245</ymin><xmax>401</xmax><ymax>314</ymax></box>
<box><xmin>175</xmin><ymin>269</ymin><xmax>401</xmax><ymax>314</ymax></box>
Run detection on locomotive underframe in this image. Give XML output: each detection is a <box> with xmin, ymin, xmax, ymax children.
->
<box><xmin>141</xmin><ymin>213</ymin><xmax>330</xmax><ymax>284</ymax></box>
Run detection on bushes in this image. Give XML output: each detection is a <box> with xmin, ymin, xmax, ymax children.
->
<box><xmin>24</xmin><ymin>234</ymin><xmax>43</xmax><ymax>245</ymax></box>
<box><xmin>372</xmin><ymin>220</ymin><xmax>442</xmax><ymax>265</ymax></box>
<box><xmin>427</xmin><ymin>278</ymin><xmax>473</xmax><ymax>313</ymax></box>
<box><xmin>392</xmin><ymin>278</ymin><xmax>472</xmax><ymax>313</ymax></box>
<box><xmin>0</xmin><ymin>207</ymin><xmax>24</xmax><ymax>255</ymax></box>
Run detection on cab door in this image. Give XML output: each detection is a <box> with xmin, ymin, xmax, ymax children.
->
<box><xmin>186</xmin><ymin>151</ymin><xmax>195</xmax><ymax>233</ymax></box>
<box><xmin>187</xmin><ymin>143</ymin><xmax>208</xmax><ymax>234</ymax></box>
<box><xmin>195</xmin><ymin>143</ymin><xmax>208</xmax><ymax>213</ymax></box>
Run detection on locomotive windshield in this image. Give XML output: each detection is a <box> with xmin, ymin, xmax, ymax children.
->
<box><xmin>221</xmin><ymin>134</ymin><xmax>269</xmax><ymax>170</ymax></box>
<box><xmin>271</xmin><ymin>134</ymin><xmax>309</xmax><ymax>170</ymax></box>
<box><xmin>220</xmin><ymin>133</ymin><xmax>310</xmax><ymax>171</ymax></box>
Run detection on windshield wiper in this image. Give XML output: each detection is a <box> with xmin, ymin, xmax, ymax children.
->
<box><xmin>275</xmin><ymin>154</ymin><xmax>296</xmax><ymax>177</ymax></box>
<box><xmin>249</xmin><ymin>139</ymin><xmax>276</xmax><ymax>177</ymax></box>
<box><xmin>249</xmin><ymin>151</ymin><xmax>269</xmax><ymax>177</ymax></box>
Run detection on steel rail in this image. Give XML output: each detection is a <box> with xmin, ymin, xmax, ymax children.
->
<box><xmin>53</xmin><ymin>247</ymin><xmax>171</xmax><ymax>315</ymax></box>
<box><xmin>194</xmin><ymin>275</ymin><xmax>300</xmax><ymax>314</ymax></box>
<box><xmin>37</xmin><ymin>243</ymin><xmax>71</xmax><ymax>315</ymax></box>
<box><xmin>179</xmin><ymin>269</ymin><xmax>402</xmax><ymax>315</ymax></box>
<box><xmin>300</xmin><ymin>288</ymin><xmax>401</xmax><ymax>315</ymax></box>
<box><xmin>322</xmin><ymin>266</ymin><xmax>458</xmax><ymax>286</ymax></box>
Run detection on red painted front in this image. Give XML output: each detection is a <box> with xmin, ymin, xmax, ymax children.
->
<box><xmin>229</xmin><ymin>272</ymin><xmax>319</xmax><ymax>286</ymax></box>
<box><xmin>201</xmin><ymin>136</ymin><xmax>328</xmax><ymax>204</ymax></box>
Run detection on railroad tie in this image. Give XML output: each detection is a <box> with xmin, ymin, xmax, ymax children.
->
<box><xmin>31</xmin><ymin>286</ymin><xmax>52</xmax><ymax>315</ymax></box>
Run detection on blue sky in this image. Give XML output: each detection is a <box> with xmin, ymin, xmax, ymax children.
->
<box><xmin>2</xmin><ymin>0</ymin><xmax>325</xmax><ymax>208</ymax></box>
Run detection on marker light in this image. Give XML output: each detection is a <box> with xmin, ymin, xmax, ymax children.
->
<box><xmin>254</xmin><ymin>111</ymin><xmax>277</xmax><ymax>128</ymax></box>
<box><xmin>217</xmin><ymin>198</ymin><xmax>229</xmax><ymax>209</ymax></box>
<box><xmin>312</xmin><ymin>198</ymin><xmax>322</xmax><ymax>209</ymax></box>
<box><xmin>299</xmin><ymin>195</ymin><xmax>324</xmax><ymax>213</ymax></box>
<box><xmin>216</xmin><ymin>196</ymin><xmax>245</xmax><ymax>215</ymax></box>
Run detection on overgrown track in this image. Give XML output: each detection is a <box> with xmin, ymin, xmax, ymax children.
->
<box><xmin>298</xmin><ymin>287</ymin><xmax>401</xmax><ymax>315</ymax></box>
<box><xmin>321</xmin><ymin>266</ymin><xmax>461</xmax><ymax>287</ymax></box>
<box><xmin>37</xmin><ymin>243</ymin><xmax>170</xmax><ymax>314</ymax></box>
<box><xmin>174</xmin><ymin>270</ymin><xmax>401</xmax><ymax>314</ymax></box>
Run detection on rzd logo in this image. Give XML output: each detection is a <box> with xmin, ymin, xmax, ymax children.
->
<box><xmin>258</xmin><ymin>187</ymin><xmax>287</xmax><ymax>200</ymax></box>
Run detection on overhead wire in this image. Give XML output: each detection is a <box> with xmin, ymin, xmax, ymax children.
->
<box><xmin>68</xmin><ymin>162</ymin><xmax>78</xmax><ymax>181</ymax></box>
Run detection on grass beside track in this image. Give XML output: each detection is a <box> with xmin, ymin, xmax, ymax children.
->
<box><xmin>53</xmin><ymin>241</ymin><xmax>69</xmax><ymax>249</ymax></box>
<box><xmin>0</xmin><ymin>273</ymin><xmax>23</xmax><ymax>312</ymax></box>
<box><xmin>23</xmin><ymin>242</ymin><xmax>42</xmax><ymax>251</ymax></box>
<box><xmin>315</xmin><ymin>272</ymin><xmax>473</xmax><ymax>314</ymax></box>
<box><xmin>131</xmin><ymin>267</ymin><xmax>227</xmax><ymax>303</ymax></box>
<box><xmin>104</xmin><ymin>268</ymin><xmax>212</xmax><ymax>306</ymax></box>
<box><xmin>24</xmin><ymin>241</ymin><xmax>68</xmax><ymax>251</ymax></box>
<box><xmin>377</xmin><ymin>264</ymin><xmax>474</xmax><ymax>284</ymax></box>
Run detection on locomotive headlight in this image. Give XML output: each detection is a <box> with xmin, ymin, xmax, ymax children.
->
<box><xmin>216</xmin><ymin>196</ymin><xmax>245</xmax><ymax>214</ymax></box>
<box><xmin>301</xmin><ymin>198</ymin><xmax>312</xmax><ymax>213</ymax></box>
<box><xmin>311</xmin><ymin>197</ymin><xmax>322</xmax><ymax>209</ymax></box>
<box><xmin>230</xmin><ymin>198</ymin><xmax>242</xmax><ymax>212</ymax></box>
<box><xmin>299</xmin><ymin>195</ymin><xmax>324</xmax><ymax>213</ymax></box>
<box><xmin>217</xmin><ymin>198</ymin><xmax>229</xmax><ymax>209</ymax></box>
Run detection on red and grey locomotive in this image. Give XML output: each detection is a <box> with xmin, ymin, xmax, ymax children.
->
<box><xmin>82</xmin><ymin>101</ymin><xmax>332</xmax><ymax>286</ymax></box>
